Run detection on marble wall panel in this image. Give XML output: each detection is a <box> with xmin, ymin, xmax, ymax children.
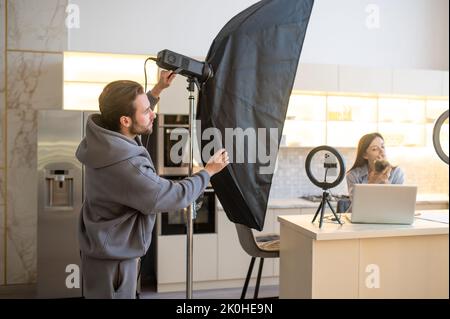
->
<box><xmin>7</xmin><ymin>0</ymin><xmax>68</xmax><ymax>52</ymax></box>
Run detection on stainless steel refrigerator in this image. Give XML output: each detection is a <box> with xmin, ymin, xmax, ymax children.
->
<box><xmin>37</xmin><ymin>110</ymin><xmax>92</xmax><ymax>298</ymax></box>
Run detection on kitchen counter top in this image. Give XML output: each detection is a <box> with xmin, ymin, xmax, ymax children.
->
<box><xmin>416</xmin><ymin>193</ymin><xmax>450</xmax><ymax>204</ymax></box>
<box><xmin>216</xmin><ymin>193</ymin><xmax>449</xmax><ymax>210</ymax></box>
<box><xmin>278</xmin><ymin>210</ymin><xmax>449</xmax><ymax>241</ymax></box>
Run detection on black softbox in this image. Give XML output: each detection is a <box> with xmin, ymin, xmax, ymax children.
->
<box><xmin>197</xmin><ymin>0</ymin><xmax>314</xmax><ymax>230</ymax></box>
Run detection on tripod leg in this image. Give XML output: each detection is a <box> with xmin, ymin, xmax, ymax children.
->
<box><xmin>326</xmin><ymin>199</ymin><xmax>342</xmax><ymax>224</ymax></box>
<box><xmin>319</xmin><ymin>193</ymin><xmax>327</xmax><ymax>228</ymax></box>
<box><xmin>312</xmin><ymin>201</ymin><xmax>323</xmax><ymax>223</ymax></box>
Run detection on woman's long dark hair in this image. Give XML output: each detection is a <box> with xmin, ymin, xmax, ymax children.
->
<box><xmin>349</xmin><ymin>132</ymin><xmax>384</xmax><ymax>172</ymax></box>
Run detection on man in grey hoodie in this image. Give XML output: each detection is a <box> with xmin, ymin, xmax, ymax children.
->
<box><xmin>75</xmin><ymin>73</ymin><xmax>229</xmax><ymax>298</ymax></box>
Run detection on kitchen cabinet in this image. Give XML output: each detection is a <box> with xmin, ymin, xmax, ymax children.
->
<box><xmin>326</xmin><ymin>95</ymin><xmax>378</xmax><ymax>147</ymax></box>
<box><xmin>338</xmin><ymin>66</ymin><xmax>392</xmax><ymax>94</ymax></box>
<box><xmin>157</xmin><ymin>233</ymin><xmax>218</xmax><ymax>289</ymax></box>
<box><xmin>217</xmin><ymin>208</ymin><xmax>274</xmax><ymax>280</ymax></box>
<box><xmin>272</xmin><ymin>208</ymin><xmax>301</xmax><ymax>276</ymax></box>
<box><xmin>284</xmin><ymin>93</ymin><xmax>448</xmax><ymax>148</ymax></box>
<box><xmin>287</xmin><ymin>64</ymin><xmax>448</xmax><ymax>148</ymax></box>
<box><xmin>293</xmin><ymin>64</ymin><xmax>339</xmax><ymax>92</ymax></box>
<box><xmin>284</xmin><ymin>94</ymin><xmax>326</xmax><ymax>147</ymax></box>
<box><xmin>443</xmin><ymin>72</ymin><xmax>449</xmax><ymax>97</ymax></box>
<box><xmin>393</xmin><ymin>69</ymin><xmax>444</xmax><ymax>97</ymax></box>
<box><xmin>295</xmin><ymin>64</ymin><xmax>447</xmax><ymax>97</ymax></box>
<box><xmin>278</xmin><ymin>214</ymin><xmax>449</xmax><ymax>298</ymax></box>
<box><xmin>156</xmin><ymin>198</ymin><xmax>448</xmax><ymax>292</ymax></box>
<box><xmin>378</xmin><ymin>97</ymin><xmax>427</xmax><ymax>147</ymax></box>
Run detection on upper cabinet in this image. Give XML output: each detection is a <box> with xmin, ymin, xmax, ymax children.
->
<box><xmin>283</xmin><ymin>93</ymin><xmax>448</xmax><ymax>148</ymax></box>
<box><xmin>283</xmin><ymin>94</ymin><xmax>326</xmax><ymax>147</ymax></box>
<box><xmin>378</xmin><ymin>98</ymin><xmax>427</xmax><ymax>147</ymax></box>
<box><xmin>338</xmin><ymin>66</ymin><xmax>392</xmax><ymax>95</ymax></box>
<box><xmin>443</xmin><ymin>72</ymin><xmax>449</xmax><ymax>97</ymax></box>
<box><xmin>293</xmin><ymin>63</ymin><xmax>448</xmax><ymax>97</ymax></box>
<box><xmin>285</xmin><ymin>63</ymin><xmax>449</xmax><ymax>148</ymax></box>
<box><xmin>326</xmin><ymin>96</ymin><xmax>378</xmax><ymax>148</ymax></box>
<box><xmin>294</xmin><ymin>64</ymin><xmax>339</xmax><ymax>92</ymax></box>
<box><xmin>392</xmin><ymin>69</ymin><xmax>445</xmax><ymax>97</ymax></box>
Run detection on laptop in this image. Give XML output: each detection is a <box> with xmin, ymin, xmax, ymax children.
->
<box><xmin>350</xmin><ymin>184</ymin><xmax>418</xmax><ymax>225</ymax></box>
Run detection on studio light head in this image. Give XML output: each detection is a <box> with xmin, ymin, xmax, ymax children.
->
<box><xmin>151</xmin><ymin>49</ymin><xmax>213</xmax><ymax>83</ymax></box>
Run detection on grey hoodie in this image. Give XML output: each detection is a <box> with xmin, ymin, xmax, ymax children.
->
<box><xmin>76</xmin><ymin>112</ymin><xmax>210</xmax><ymax>260</ymax></box>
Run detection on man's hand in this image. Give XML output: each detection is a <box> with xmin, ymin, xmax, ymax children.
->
<box><xmin>150</xmin><ymin>70</ymin><xmax>176</xmax><ymax>98</ymax></box>
<box><xmin>204</xmin><ymin>149</ymin><xmax>230</xmax><ymax>177</ymax></box>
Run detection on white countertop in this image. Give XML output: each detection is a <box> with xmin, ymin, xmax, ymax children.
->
<box><xmin>217</xmin><ymin>193</ymin><xmax>449</xmax><ymax>210</ymax></box>
<box><xmin>416</xmin><ymin>193</ymin><xmax>449</xmax><ymax>204</ymax></box>
<box><xmin>277</xmin><ymin>210</ymin><xmax>449</xmax><ymax>241</ymax></box>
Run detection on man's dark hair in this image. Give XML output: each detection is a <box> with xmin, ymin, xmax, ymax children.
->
<box><xmin>99</xmin><ymin>80</ymin><xmax>144</xmax><ymax>132</ymax></box>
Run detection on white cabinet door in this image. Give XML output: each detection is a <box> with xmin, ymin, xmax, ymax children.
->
<box><xmin>393</xmin><ymin>69</ymin><xmax>444</xmax><ymax>96</ymax></box>
<box><xmin>158</xmin><ymin>74</ymin><xmax>193</xmax><ymax>114</ymax></box>
<box><xmin>273</xmin><ymin>208</ymin><xmax>302</xmax><ymax>234</ymax></box>
<box><xmin>293</xmin><ymin>64</ymin><xmax>339</xmax><ymax>92</ymax></box>
<box><xmin>217</xmin><ymin>209</ymin><xmax>274</xmax><ymax>280</ymax></box>
<box><xmin>272</xmin><ymin>208</ymin><xmax>301</xmax><ymax>276</ymax></box>
<box><xmin>338</xmin><ymin>66</ymin><xmax>392</xmax><ymax>94</ymax></box>
<box><xmin>157</xmin><ymin>233</ymin><xmax>218</xmax><ymax>284</ymax></box>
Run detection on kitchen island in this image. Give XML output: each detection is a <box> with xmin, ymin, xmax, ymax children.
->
<box><xmin>156</xmin><ymin>195</ymin><xmax>448</xmax><ymax>292</ymax></box>
<box><xmin>277</xmin><ymin>211</ymin><xmax>449</xmax><ymax>298</ymax></box>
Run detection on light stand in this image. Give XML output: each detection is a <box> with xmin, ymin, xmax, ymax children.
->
<box><xmin>149</xmin><ymin>49</ymin><xmax>213</xmax><ymax>299</ymax></box>
<box><xmin>186</xmin><ymin>77</ymin><xmax>197</xmax><ymax>299</ymax></box>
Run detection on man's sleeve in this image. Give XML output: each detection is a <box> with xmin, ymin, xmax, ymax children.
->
<box><xmin>147</xmin><ymin>92</ymin><xmax>160</xmax><ymax>111</ymax></box>
<box><xmin>125</xmin><ymin>156</ymin><xmax>211</xmax><ymax>214</ymax></box>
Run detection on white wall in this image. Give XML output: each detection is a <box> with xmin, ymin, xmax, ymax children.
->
<box><xmin>68</xmin><ymin>0</ymin><xmax>259</xmax><ymax>56</ymax></box>
<box><xmin>302</xmin><ymin>0</ymin><xmax>449</xmax><ymax>70</ymax></box>
<box><xmin>68</xmin><ymin>0</ymin><xmax>449</xmax><ymax>70</ymax></box>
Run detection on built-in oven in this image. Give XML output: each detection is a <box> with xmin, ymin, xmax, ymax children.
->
<box><xmin>156</xmin><ymin>114</ymin><xmax>202</xmax><ymax>176</ymax></box>
<box><xmin>159</xmin><ymin>176</ymin><xmax>216</xmax><ymax>235</ymax></box>
<box><xmin>156</xmin><ymin>114</ymin><xmax>191</xmax><ymax>176</ymax></box>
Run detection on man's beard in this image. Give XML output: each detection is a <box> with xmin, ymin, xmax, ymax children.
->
<box><xmin>129</xmin><ymin>120</ymin><xmax>152</xmax><ymax>136</ymax></box>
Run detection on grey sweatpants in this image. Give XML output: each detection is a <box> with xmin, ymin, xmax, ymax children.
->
<box><xmin>81</xmin><ymin>254</ymin><xmax>139</xmax><ymax>299</ymax></box>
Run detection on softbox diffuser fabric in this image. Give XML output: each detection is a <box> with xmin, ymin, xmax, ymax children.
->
<box><xmin>197</xmin><ymin>0</ymin><xmax>314</xmax><ymax>230</ymax></box>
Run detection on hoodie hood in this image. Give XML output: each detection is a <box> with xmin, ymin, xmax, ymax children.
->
<box><xmin>76</xmin><ymin>114</ymin><xmax>148</xmax><ymax>169</ymax></box>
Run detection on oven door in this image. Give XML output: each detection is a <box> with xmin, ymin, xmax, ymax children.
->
<box><xmin>160</xmin><ymin>186</ymin><xmax>216</xmax><ymax>235</ymax></box>
<box><xmin>156</xmin><ymin>114</ymin><xmax>190</xmax><ymax>176</ymax></box>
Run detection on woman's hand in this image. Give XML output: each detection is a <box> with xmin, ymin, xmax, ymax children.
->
<box><xmin>368</xmin><ymin>165</ymin><xmax>392</xmax><ymax>184</ymax></box>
